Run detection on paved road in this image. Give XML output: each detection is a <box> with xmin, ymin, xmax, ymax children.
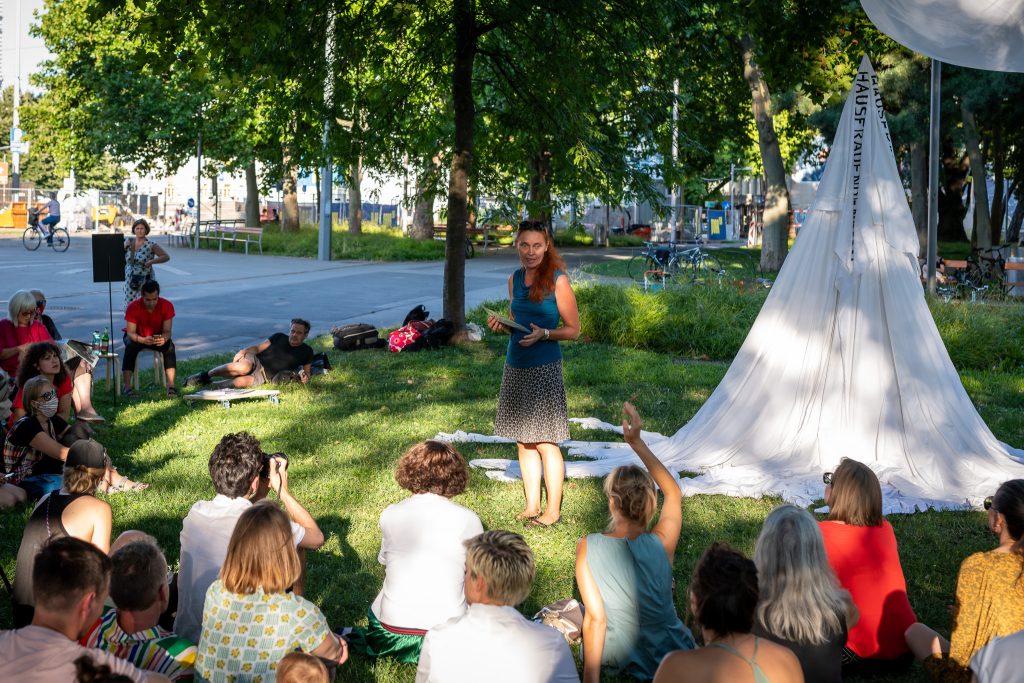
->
<box><xmin>0</xmin><ymin>231</ymin><xmax>630</xmax><ymax>363</ymax></box>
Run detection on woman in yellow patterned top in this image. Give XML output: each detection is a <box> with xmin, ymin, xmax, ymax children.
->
<box><xmin>195</xmin><ymin>501</ymin><xmax>347</xmax><ymax>682</ymax></box>
<box><xmin>905</xmin><ymin>479</ymin><xmax>1024</xmax><ymax>682</ymax></box>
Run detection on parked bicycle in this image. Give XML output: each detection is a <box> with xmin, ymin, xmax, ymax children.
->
<box><xmin>23</xmin><ymin>207</ymin><xmax>70</xmax><ymax>252</ymax></box>
<box><xmin>627</xmin><ymin>240</ymin><xmax>725</xmax><ymax>285</ymax></box>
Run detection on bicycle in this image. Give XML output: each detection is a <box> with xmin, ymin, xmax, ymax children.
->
<box><xmin>627</xmin><ymin>240</ymin><xmax>727</xmax><ymax>286</ymax></box>
<box><xmin>23</xmin><ymin>208</ymin><xmax>70</xmax><ymax>252</ymax></box>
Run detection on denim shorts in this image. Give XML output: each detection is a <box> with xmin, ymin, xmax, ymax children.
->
<box><xmin>19</xmin><ymin>473</ymin><xmax>64</xmax><ymax>501</ymax></box>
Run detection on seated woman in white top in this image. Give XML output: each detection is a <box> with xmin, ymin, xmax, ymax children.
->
<box><xmin>348</xmin><ymin>440</ymin><xmax>483</xmax><ymax>663</ymax></box>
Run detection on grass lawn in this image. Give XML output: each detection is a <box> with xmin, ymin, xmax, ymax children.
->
<box><xmin>204</xmin><ymin>223</ymin><xmax>448</xmax><ymax>261</ymax></box>
<box><xmin>2</xmin><ymin>292</ymin><xmax>1020</xmax><ymax>682</ymax></box>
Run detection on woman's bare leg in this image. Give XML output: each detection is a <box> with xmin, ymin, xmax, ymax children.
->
<box><xmin>536</xmin><ymin>443</ymin><xmax>564</xmax><ymax>524</ymax></box>
<box><xmin>72</xmin><ymin>364</ymin><xmax>103</xmax><ymax>418</ymax></box>
<box><xmin>517</xmin><ymin>442</ymin><xmax>543</xmax><ymax>520</ymax></box>
<box><xmin>0</xmin><ymin>483</ymin><xmax>28</xmax><ymax>509</ymax></box>
<box><xmin>905</xmin><ymin>623</ymin><xmax>950</xmax><ymax>661</ymax></box>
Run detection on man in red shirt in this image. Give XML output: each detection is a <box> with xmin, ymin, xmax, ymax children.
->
<box><xmin>123</xmin><ymin>281</ymin><xmax>177</xmax><ymax>397</ymax></box>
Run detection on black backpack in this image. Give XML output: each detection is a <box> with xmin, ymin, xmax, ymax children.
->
<box><xmin>331</xmin><ymin>323</ymin><xmax>384</xmax><ymax>351</ymax></box>
<box><xmin>402</xmin><ymin>305</ymin><xmax>430</xmax><ymax>326</ymax></box>
<box><xmin>422</xmin><ymin>319</ymin><xmax>456</xmax><ymax>349</ymax></box>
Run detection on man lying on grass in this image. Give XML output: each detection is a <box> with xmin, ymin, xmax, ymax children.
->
<box><xmin>185</xmin><ymin>318</ymin><xmax>314</xmax><ymax>388</ymax></box>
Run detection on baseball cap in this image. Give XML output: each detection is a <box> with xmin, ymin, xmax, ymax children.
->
<box><xmin>67</xmin><ymin>440</ymin><xmax>107</xmax><ymax>469</ymax></box>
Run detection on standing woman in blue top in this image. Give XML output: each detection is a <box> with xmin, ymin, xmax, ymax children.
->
<box><xmin>487</xmin><ymin>221</ymin><xmax>580</xmax><ymax>528</ymax></box>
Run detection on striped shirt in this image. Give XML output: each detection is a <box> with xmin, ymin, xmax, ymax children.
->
<box><xmin>82</xmin><ymin>608</ymin><xmax>196</xmax><ymax>681</ymax></box>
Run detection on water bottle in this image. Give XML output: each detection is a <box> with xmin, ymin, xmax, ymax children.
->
<box><xmin>92</xmin><ymin>330</ymin><xmax>101</xmax><ymax>351</ymax></box>
<box><xmin>101</xmin><ymin>328</ymin><xmax>110</xmax><ymax>354</ymax></box>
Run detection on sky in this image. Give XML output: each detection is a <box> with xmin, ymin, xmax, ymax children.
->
<box><xmin>1</xmin><ymin>0</ymin><xmax>50</xmax><ymax>93</ymax></box>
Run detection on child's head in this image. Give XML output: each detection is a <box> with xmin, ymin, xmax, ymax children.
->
<box><xmin>276</xmin><ymin>652</ymin><xmax>329</xmax><ymax>683</ymax></box>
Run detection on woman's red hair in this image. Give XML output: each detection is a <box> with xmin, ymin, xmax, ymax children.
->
<box><xmin>518</xmin><ymin>222</ymin><xmax>566</xmax><ymax>303</ymax></box>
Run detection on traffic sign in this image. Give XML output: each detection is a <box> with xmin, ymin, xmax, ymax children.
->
<box><xmin>187</xmin><ymin>197</ymin><xmax>195</xmax><ymax>208</ymax></box>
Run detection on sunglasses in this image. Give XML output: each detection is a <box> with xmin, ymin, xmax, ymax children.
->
<box><xmin>38</xmin><ymin>389</ymin><xmax>57</xmax><ymax>402</ymax></box>
<box><xmin>984</xmin><ymin>496</ymin><xmax>994</xmax><ymax>511</ymax></box>
<box><xmin>823</xmin><ymin>472</ymin><xmax>833</xmax><ymax>486</ymax></box>
<box><xmin>35</xmin><ymin>299</ymin><xmax>46</xmax><ymax>307</ymax></box>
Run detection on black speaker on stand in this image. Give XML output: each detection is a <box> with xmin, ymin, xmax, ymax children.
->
<box><xmin>92</xmin><ymin>235</ymin><xmax>126</xmax><ymax>401</ymax></box>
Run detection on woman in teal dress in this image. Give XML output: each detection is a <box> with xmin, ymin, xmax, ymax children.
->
<box><xmin>575</xmin><ymin>402</ymin><xmax>696</xmax><ymax>682</ymax></box>
<box><xmin>487</xmin><ymin>221</ymin><xmax>579</xmax><ymax>528</ymax></box>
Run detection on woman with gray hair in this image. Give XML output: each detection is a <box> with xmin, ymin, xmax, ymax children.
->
<box><xmin>753</xmin><ymin>504</ymin><xmax>859</xmax><ymax>683</ymax></box>
<box><xmin>0</xmin><ymin>290</ymin><xmax>52</xmax><ymax>376</ymax></box>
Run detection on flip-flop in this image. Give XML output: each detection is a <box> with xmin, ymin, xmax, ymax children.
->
<box><xmin>76</xmin><ymin>412</ymin><xmax>106</xmax><ymax>423</ymax></box>
<box><xmin>525</xmin><ymin>517</ymin><xmax>560</xmax><ymax>529</ymax></box>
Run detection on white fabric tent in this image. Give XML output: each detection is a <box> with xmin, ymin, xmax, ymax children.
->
<box><xmin>451</xmin><ymin>56</ymin><xmax>1024</xmax><ymax>513</ymax></box>
<box><xmin>860</xmin><ymin>0</ymin><xmax>1024</xmax><ymax>72</ymax></box>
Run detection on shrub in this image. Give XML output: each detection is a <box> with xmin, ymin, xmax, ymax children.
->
<box><xmin>608</xmin><ymin>235</ymin><xmax>645</xmax><ymax>247</ymax></box>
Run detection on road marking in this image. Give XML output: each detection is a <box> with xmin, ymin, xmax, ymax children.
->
<box><xmin>159</xmin><ymin>265</ymin><xmax>192</xmax><ymax>275</ymax></box>
<box><xmin>58</xmin><ymin>268</ymin><xmax>92</xmax><ymax>275</ymax></box>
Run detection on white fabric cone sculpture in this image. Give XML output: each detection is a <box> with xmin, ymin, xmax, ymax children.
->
<box><xmin>447</xmin><ymin>56</ymin><xmax>1024</xmax><ymax>513</ymax></box>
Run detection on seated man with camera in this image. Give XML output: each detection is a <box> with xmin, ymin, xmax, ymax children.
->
<box><xmin>173</xmin><ymin>432</ymin><xmax>324</xmax><ymax>644</ymax></box>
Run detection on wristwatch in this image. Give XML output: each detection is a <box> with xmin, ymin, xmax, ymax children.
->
<box><xmin>543</xmin><ymin>328</ymin><xmax>550</xmax><ymax>340</ymax></box>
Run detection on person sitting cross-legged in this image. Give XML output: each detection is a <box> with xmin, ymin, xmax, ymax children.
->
<box><xmin>80</xmin><ymin>533</ymin><xmax>196</xmax><ymax>682</ymax></box>
<box><xmin>653</xmin><ymin>543</ymin><xmax>804</xmax><ymax>683</ymax></box>
<box><xmin>195</xmin><ymin>501</ymin><xmax>347</xmax><ymax>682</ymax></box>
<box><xmin>0</xmin><ymin>536</ymin><xmax>168</xmax><ymax>682</ymax></box>
<box><xmin>185</xmin><ymin>318</ymin><xmax>313</xmax><ymax>388</ymax></box>
<box><xmin>415</xmin><ymin>530</ymin><xmax>579</xmax><ymax>683</ymax></box>
<box><xmin>348</xmin><ymin>441</ymin><xmax>484</xmax><ymax>663</ymax></box>
<box><xmin>173</xmin><ymin>431</ymin><xmax>324</xmax><ymax>644</ymax></box>
<box><xmin>122</xmin><ymin>281</ymin><xmax>177</xmax><ymax>398</ymax></box>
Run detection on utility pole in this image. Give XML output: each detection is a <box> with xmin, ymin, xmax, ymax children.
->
<box><xmin>669</xmin><ymin>79</ymin><xmax>679</xmax><ymax>241</ymax></box>
<box><xmin>194</xmin><ymin>129</ymin><xmax>202</xmax><ymax>249</ymax></box>
<box><xmin>926</xmin><ymin>59</ymin><xmax>941</xmax><ymax>295</ymax></box>
<box><xmin>318</xmin><ymin>7</ymin><xmax>336</xmax><ymax>261</ymax></box>
<box><xmin>11</xmin><ymin>0</ymin><xmax>22</xmax><ymax>190</ymax></box>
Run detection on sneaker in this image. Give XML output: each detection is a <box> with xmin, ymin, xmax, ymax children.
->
<box><xmin>166</xmin><ymin>386</ymin><xmax>179</xmax><ymax>398</ymax></box>
<box><xmin>121</xmin><ymin>387</ymin><xmax>138</xmax><ymax>399</ymax></box>
<box><xmin>184</xmin><ymin>372</ymin><xmax>210</xmax><ymax>388</ymax></box>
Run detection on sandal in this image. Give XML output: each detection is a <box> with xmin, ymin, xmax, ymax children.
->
<box><xmin>121</xmin><ymin>388</ymin><xmax>138</xmax><ymax>399</ymax></box>
<box><xmin>76</xmin><ymin>411</ymin><xmax>106</xmax><ymax>423</ymax></box>
<box><xmin>166</xmin><ymin>386</ymin><xmax>179</xmax><ymax>398</ymax></box>
<box><xmin>525</xmin><ymin>517</ymin><xmax>560</xmax><ymax>529</ymax></box>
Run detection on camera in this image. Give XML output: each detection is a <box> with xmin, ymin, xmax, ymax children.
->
<box><xmin>259</xmin><ymin>451</ymin><xmax>288</xmax><ymax>479</ymax></box>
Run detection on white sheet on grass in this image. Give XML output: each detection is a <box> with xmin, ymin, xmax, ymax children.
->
<box><xmin>861</xmin><ymin>0</ymin><xmax>1024</xmax><ymax>73</ymax></box>
<box><xmin>441</xmin><ymin>56</ymin><xmax>1024</xmax><ymax>514</ymax></box>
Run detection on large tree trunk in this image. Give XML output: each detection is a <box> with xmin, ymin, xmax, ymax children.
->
<box><xmin>281</xmin><ymin>143</ymin><xmax>300</xmax><ymax>233</ymax></box>
<box><xmin>938</xmin><ymin>142</ymin><xmax>970</xmax><ymax>242</ymax></box>
<box><xmin>990</xmin><ymin>122</ymin><xmax>1005</xmax><ymax>245</ymax></box>
<box><xmin>244</xmin><ymin>160</ymin><xmax>260</xmax><ymax>228</ymax></box>
<box><xmin>347</xmin><ymin>158</ymin><xmax>362</xmax><ymax>235</ymax></box>
<box><xmin>443</xmin><ymin>0</ymin><xmax>475</xmax><ymax>329</ymax></box>
<box><xmin>527</xmin><ymin>150</ymin><xmax>552</xmax><ymax>225</ymax></box>
<box><xmin>962</xmin><ymin>104</ymin><xmax>991</xmax><ymax>248</ymax></box>
<box><xmin>411</xmin><ymin>155</ymin><xmax>441</xmax><ymax>240</ymax></box>
<box><xmin>739</xmin><ymin>34</ymin><xmax>789</xmax><ymax>273</ymax></box>
<box><xmin>910</xmin><ymin>141</ymin><xmax>928</xmax><ymax>258</ymax></box>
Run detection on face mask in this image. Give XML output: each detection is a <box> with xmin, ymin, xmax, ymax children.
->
<box><xmin>34</xmin><ymin>395</ymin><xmax>59</xmax><ymax>418</ymax></box>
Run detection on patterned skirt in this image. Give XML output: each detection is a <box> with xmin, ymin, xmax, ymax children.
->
<box><xmin>494</xmin><ymin>360</ymin><xmax>570</xmax><ymax>444</ymax></box>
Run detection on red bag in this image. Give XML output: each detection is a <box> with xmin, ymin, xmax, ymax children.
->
<box><xmin>388</xmin><ymin>320</ymin><xmax>431</xmax><ymax>353</ymax></box>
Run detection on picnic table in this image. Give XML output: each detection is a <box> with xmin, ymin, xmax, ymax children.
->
<box><xmin>197</xmin><ymin>219</ymin><xmax>264</xmax><ymax>254</ymax></box>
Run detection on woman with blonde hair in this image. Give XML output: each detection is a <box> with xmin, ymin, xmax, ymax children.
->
<box><xmin>575</xmin><ymin>402</ymin><xmax>695</xmax><ymax>682</ymax></box>
<box><xmin>819</xmin><ymin>458</ymin><xmax>916</xmax><ymax>673</ymax></box>
<box><xmin>12</xmin><ymin>439</ymin><xmax>113</xmax><ymax>627</ymax></box>
<box><xmin>196</xmin><ymin>501</ymin><xmax>347</xmax><ymax>681</ymax></box>
<box><xmin>3</xmin><ymin>376</ymin><xmax>144</xmax><ymax>504</ymax></box>
<box><xmin>754</xmin><ymin>504</ymin><xmax>859</xmax><ymax>683</ymax></box>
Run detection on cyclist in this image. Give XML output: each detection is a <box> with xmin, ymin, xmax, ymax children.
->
<box><xmin>37</xmin><ymin>193</ymin><xmax>61</xmax><ymax>245</ymax></box>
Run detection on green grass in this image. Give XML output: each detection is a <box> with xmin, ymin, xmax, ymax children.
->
<box><xmin>2</xmin><ymin>297</ymin><xmax>1020</xmax><ymax>682</ymax></box>
<box><xmin>203</xmin><ymin>223</ymin><xmax>447</xmax><ymax>261</ymax></box>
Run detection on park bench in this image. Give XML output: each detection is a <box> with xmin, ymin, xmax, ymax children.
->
<box><xmin>198</xmin><ymin>219</ymin><xmax>264</xmax><ymax>254</ymax></box>
<box><xmin>432</xmin><ymin>223</ymin><xmax>513</xmax><ymax>251</ymax></box>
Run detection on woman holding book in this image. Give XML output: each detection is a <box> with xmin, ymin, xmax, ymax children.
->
<box><xmin>486</xmin><ymin>220</ymin><xmax>580</xmax><ymax>528</ymax></box>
